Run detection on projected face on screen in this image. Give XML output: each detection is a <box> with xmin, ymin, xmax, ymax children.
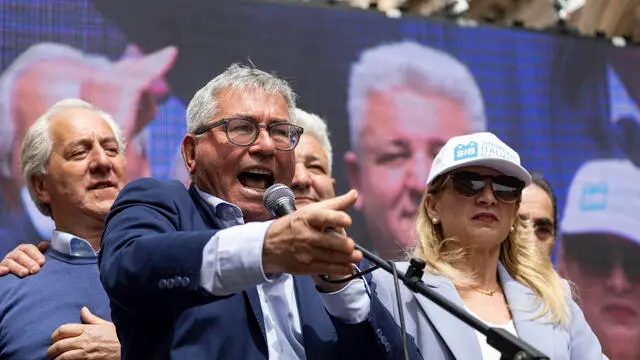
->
<box><xmin>558</xmin><ymin>158</ymin><xmax>640</xmax><ymax>359</ymax></box>
<box><xmin>345</xmin><ymin>86</ymin><xmax>471</xmax><ymax>259</ymax></box>
<box><xmin>560</xmin><ymin>233</ymin><xmax>640</xmax><ymax>360</ymax></box>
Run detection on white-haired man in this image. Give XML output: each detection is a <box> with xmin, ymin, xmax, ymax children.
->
<box><xmin>559</xmin><ymin>159</ymin><xmax>640</xmax><ymax>360</ymax></box>
<box><xmin>344</xmin><ymin>41</ymin><xmax>487</xmax><ymax>259</ymax></box>
<box><xmin>291</xmin><ymin>108</ymin><xmax>337</xmax><ymax>207</ymax></box>
<box><xmin>0</xmin><ymin>42</ymin><xmax>176</xmax><ymax>257</ymax></box>
<box><xmin>0</xmin><ymin>99</ymin><xmax>124</xmax><ymax>359</ymax></box>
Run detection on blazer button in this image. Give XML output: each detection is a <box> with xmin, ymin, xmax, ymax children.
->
<box><xmin>181</xmin><ymin>277</ymin><xmax>191</xmax><ymax>287</ymax></box>
<box><xmin>166</xmin><ymin>278</ymin><xmax>175</xmax><ymax>289</ymax></box>
<box><xmin>158</xmin><ymin>279</ymin><xmax>167</xmax><ymax>289</ymax></box>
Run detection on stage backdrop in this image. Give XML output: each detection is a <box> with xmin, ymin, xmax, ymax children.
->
<box><xmin>1</xmin><ymin>1</ymin><xmax>639</xmax><ymax>357</ymax></box>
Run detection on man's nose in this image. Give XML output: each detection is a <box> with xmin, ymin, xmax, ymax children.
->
<box><xmin>89</xmin><ymin>148</ymin><xmax>113</xmax><ymax>173</ymax></box>
<box><xmin>606</xmin><ymin>260</ymin><xmax>632</xmax><ymax>294</ymax></box>
<box><xmin>249</xmin><ymin>128</ymin><xmax>276</xmax><ymax>156</ymax></box>
<box><xmin>406</xmin><ymin>152</ymin><xmax>429</xmax><ymax>192</ymax></box>
<box><xmin>291</xmin><ymin>163</ymin><xmax>311</xmax><ymax>190</ymax></box>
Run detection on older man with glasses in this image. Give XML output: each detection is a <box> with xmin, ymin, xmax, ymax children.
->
<box><xmin>98</xmin><ymin>64</ymin><xmax>417</xmax><ymax>359</ymax></box>
<box><xmin>559</xmin><ymin>158</ymin><xmax>640</xmax><ymax>360</ymax></box>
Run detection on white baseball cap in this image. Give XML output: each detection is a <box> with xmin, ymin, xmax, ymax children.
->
<box><xmin>426</xmin><ymin>132</ymin><xmax>531</xmax><ymax>186</ymax></box>
<box><xmin>561</xmin><ymin>159</ymin><xmax>640</xmax><ymax>245</ymax></box>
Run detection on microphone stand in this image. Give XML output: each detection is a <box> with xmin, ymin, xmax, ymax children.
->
<box><xmin>353</xmin><ymin>243</ymin><xmax>549</xmax><ymax>360</ymax></box>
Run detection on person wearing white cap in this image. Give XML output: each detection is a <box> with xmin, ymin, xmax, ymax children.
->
<box><xmin>362</xmin><ymin>132</ymin><xmax>605</xmax><ymax>359</ymax></box>
<box><xmin>559</xmin><ymin>159</ymin><xmax>640</xmax><ymax>360</ymax></box>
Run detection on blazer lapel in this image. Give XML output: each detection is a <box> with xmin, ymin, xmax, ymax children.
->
<box><xmin>498</xmin><ymin>264</ymin><xmax>555</xmax><ymax>358</ymax></box>
<box><xmin>188</xmin><ymin>184</ymin><xmax>268</xmax><ymax>345</ymax></box>
<box><xmin>413</xmin><ymin>273</ymin><xmax>482</xmax><ymax>360</ymax></box>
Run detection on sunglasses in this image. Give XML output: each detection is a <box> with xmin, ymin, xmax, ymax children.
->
<box><xmin>563</xmin><ymin>235</ymin><xmax>640</xmax><ymax>283</ymax></box>
<box><xmin>444</xmin><ymin>171</ymin><xmax>525</xmax><ymax>203</ymax></box>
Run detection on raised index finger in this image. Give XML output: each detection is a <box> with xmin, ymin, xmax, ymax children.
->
<box><xmin>313</xmin><ymin>190</ymin><xmax>357</xmax><ymax>212</ymax></box>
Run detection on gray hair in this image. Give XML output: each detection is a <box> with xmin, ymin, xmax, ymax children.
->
<box><xmin>186</xmin><ymin>63</ymin><xmax>297</xmax><ymax>134</ymax></box>
<box><xmin>294</xmin><ymin>108</ymin><xmax>333</xmax><ymax>173</ymax></box>
<box><xmin>20</xmin><ymin>98</ymin><xmax>125</xmax><ymax>217</ymax></box>
<box><xmin>0</xmin><ymin>42</ymin><xmax>111</xmax><ymax>178</ymax></box>
<box><xmin>347</xmin><ymin>41</ymin><xmax>487</xmax><ymax>151</ymax></box>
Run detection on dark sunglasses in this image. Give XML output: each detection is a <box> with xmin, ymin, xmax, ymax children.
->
<box><xmin>444</xmin><ymin>171</ymin><xmax>525</xmax><ymax>203</ymax></box>
<box><xmin>563</xmin><ymin>235</ymin><xmax>640</xmax><ymax>283</ymax></box>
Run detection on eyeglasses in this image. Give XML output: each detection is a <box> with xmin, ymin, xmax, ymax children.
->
<box><xmin>563</xmin><ymin>235</ymin><xmax>640</xmax><ymax>283</ymax></box>
<box><xmin>444</xmin><ymin>171</ymin><xmax>525</xmax><ymax>203</ymax></box>
<box><xmin>193</xmin><ymin>116</ymin><xmax>304</xmax><ymax>151</ymax></box>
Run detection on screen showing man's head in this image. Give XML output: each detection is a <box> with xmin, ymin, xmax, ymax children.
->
<box><xmin>344</xmin><ymin>41</ymin><xmax>486</xmax><ymax>259</ymax></box>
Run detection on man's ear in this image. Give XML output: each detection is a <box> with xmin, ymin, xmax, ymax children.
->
<box><xmin>343</xmin><ymin>151</ymin><xmax>362</xmax><ymax>210</ymax></box>
<box><xmin>181</xmin><ymin>135</ymin><xmax>197</xmax><ymax>176</ymax></box>
<box><xmin>31</xmin><ymin>173</ymin><xmax>51</xmax><ymax>206</ymax></box>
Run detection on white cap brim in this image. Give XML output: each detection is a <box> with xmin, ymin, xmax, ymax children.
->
<box><xmin>429</xmin><ymin>157</ymin><xmax>532</xmax><ymax>186</ymax></box>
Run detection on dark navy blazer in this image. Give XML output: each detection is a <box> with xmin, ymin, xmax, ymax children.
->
<box><xmin>99</xmin><ymin>178</ymin><xmax>420</xmax><ymax>359</ymax></box>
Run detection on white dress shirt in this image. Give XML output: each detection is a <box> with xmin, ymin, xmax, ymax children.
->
<box><xmin>50</xmin><ymin>230</ymin><xmax>97</xmax><ymax>257</ymax></box>
<box><xmin>464</xmin><ymin>305</ymin><xmax>518</xmax><ymax>360</ymax></box>
<box><xmin>196</xmin><ymin>187</ymin><xmax>370</xmax><ymax>359</ymax></box>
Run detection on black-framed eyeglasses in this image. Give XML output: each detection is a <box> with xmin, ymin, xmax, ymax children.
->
<box><xmin>444</xmin><ymin>171</ymin><xmax>525</xmax><ymax>203</ymax></box>
<box><xmin>193</xmin><ymin>116</ymin><xmax>304</xmax><ymax>151</ymax></box>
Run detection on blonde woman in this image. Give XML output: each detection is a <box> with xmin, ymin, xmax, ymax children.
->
<box><xmin>368</xmin><ymin>132</ymin><xmax>605</xmax><ymax>359</ymax></box>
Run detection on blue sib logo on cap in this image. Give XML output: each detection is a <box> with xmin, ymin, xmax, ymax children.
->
<box><xmin>454</xmin><ymin>141</ymin><xmax>478</xmax><ymax>161</ymax></box>
<box><xmin>579</xmin><ymin>182</ymin><xmax>608</xmax><ymax>211</ymax></box>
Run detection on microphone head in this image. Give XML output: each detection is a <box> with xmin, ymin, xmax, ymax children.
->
<box><xmin>264</xmin><ymin>183</ymin><xmax>296</xmax><ymax>217</ymax></box>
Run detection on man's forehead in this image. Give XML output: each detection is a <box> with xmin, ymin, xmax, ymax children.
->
<box><xmin>216</xmin><ymin>87</ymin><xmax>289</xmax><ymax>121</ymax></box>
<box><xmin>49</xmin><ymin>109</ymin><xmax>114</xmax><ymax>142</ymax></box>
<box><xmin>296</xmin><ymin>137</ymin><xmax>328</xmax><ymax>162</ymax></box>
<box><xmin>361</xmin><ymin>88</ymin><xmax>469</xmax><ymax>141</ymax></box>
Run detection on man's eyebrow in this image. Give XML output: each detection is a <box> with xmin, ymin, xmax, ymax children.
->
<box><xmin>100</xmin><ymin>136</ymin><xmax>118</xmax><ymax>144</ymax></box>
<box><xmin>533</xmin><ymin>217</ymin><xmax>554</xmax><ymax>228</ymax></box>
<box><xmin>230</xmin><ymin>114</ymin><xmax>289</xmax><ymax>124</ymax></box>
<box><xmin>305</xmin><ymin>154</ymin><xmax>323</xmax><ymax>162</ymax></box>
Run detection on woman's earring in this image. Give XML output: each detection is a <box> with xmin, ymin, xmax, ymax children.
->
<box><xmin>432</xmin><ymin>217</ymin><xmax>439</xmax><ymax>224</ymax></box>
<box><xmin>510</xmin><ymin>225</ymin><xmax>515</xmax><ymax>232</ymax></box>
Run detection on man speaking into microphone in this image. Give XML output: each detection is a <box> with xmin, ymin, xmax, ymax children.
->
<box><xmin>99</xmin><ymin>64</ymin><xmax>416</xmax><ymax>359</ymax></box>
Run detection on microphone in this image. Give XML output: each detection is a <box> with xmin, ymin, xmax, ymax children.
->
<box><xmin>264</xmin><ymin>183</ymin><xmax>296</xmax><ymax>217</ymax></box>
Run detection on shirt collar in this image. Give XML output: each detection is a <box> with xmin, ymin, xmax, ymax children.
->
<box><xmin>50</xmin><ymin>230</ymin><xmax>98</xmax><ymax>257</ymax></box>
<box><xmin>195</xmin><ymin>185</ymin><xmax>244</xmax><ymax>222</ymax></box>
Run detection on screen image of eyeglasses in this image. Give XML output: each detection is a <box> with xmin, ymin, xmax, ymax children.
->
<box><xmin>563</xmin><ymin>234</ymin><xmax>640</xmax><ymax>282</ymax></box>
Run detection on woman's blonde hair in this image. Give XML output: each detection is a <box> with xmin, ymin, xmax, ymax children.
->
<box><xmin>412</xmin><ymin>174</ymin><xmax>570</xmax><ymax>326</ymax></box>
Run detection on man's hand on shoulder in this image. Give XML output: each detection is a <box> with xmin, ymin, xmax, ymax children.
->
<box><xmin>0</xmin><ymin>242</ymin><xmax>48</xmax><ymax>277</ymax></box>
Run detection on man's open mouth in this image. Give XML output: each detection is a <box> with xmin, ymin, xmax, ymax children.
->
<box><xmin>237</xmin><ymin>169</ymin><xmax>275</xmax><ymax>191</ymax></box>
